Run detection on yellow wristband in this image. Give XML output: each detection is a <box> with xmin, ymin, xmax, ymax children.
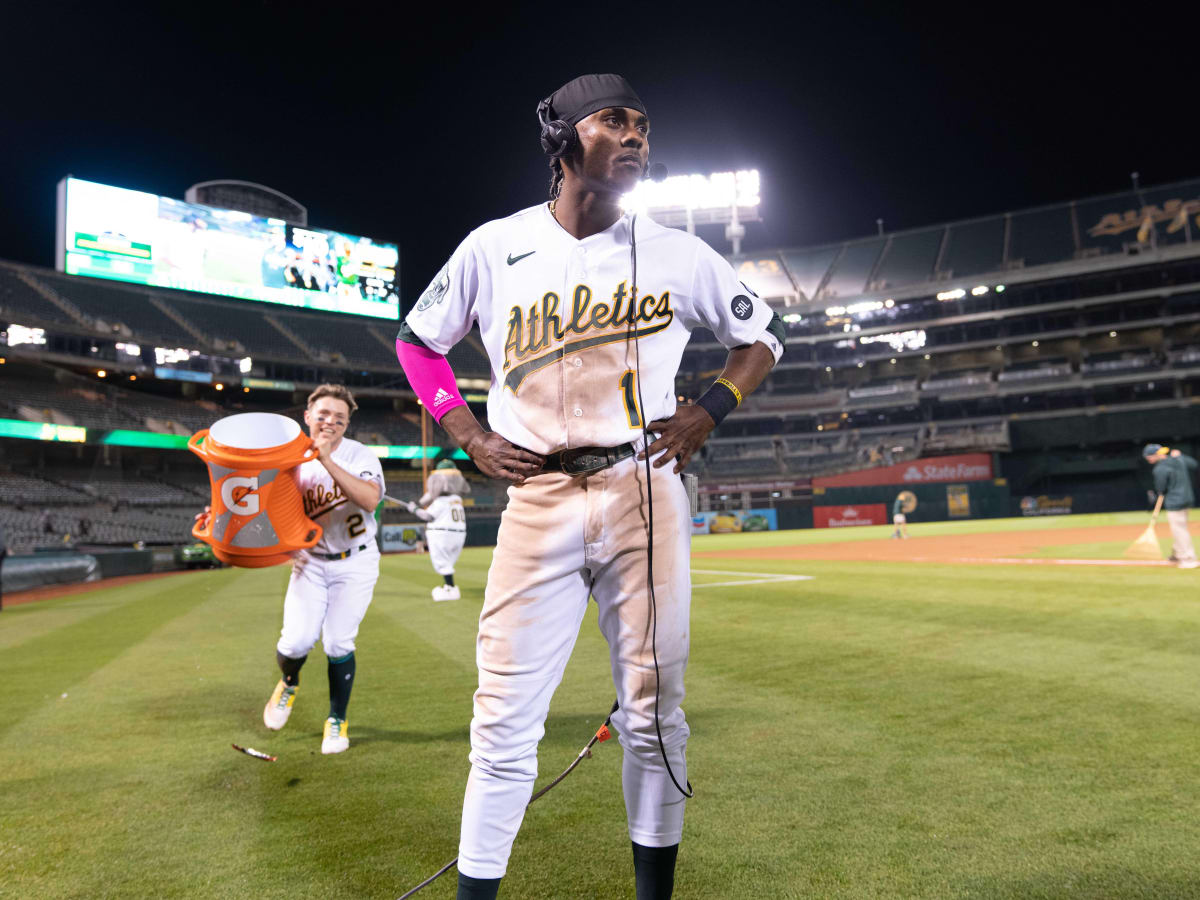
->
<box><xmin>715</xmin><ymin>377</ymin><xmax>743</xmax><ymax>406</ymax></box>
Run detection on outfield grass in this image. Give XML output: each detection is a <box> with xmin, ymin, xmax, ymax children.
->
<box><xmin>3</xmin><ymin>524</ymin><xmax>1199</xmax><ymax>898</ymax></box>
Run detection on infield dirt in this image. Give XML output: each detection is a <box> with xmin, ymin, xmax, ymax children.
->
<box><xmin>694</xmin><ymin>522</ymin><xmax>1192</xmax><ymax>565</ymax></box>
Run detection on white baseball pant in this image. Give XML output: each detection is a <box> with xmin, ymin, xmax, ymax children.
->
<box><xmin>428</xmin><ymin>530</ymin><xmax>466</xmax><ymax>575</ymax></box>
<box><xmin>1166</xmin><ymin>509</ymin><xmax>1197</xmax><ymax>563</ymax></box>
<box><xmin>457</xmin><ymin>453</ymin><xmax>691</xmax><ymax>879</ymax></box>
<box><xmin>276</xmin><ymin>547</ymin><xmax>380</xmax><ymax>659</ymax></box>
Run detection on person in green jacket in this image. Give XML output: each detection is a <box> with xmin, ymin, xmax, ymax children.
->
<box><xmin>890</xmin><ymin>493</ymin><xmax>909</xmax><ymax>539</ymax></box>
<box><xmin>1143</xmin><ymin>443</ymin><xmax>1199</xmax><ymax>569</ymax></box>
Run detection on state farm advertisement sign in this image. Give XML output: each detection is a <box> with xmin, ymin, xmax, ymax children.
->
<box><xmin>813</xmin><ymin>503</ymin><xmax>888</xmax><ymax>528</ymax></box>
<box><xmin>814</xmin><ymin>453</ymin><xmax>992</xmax><ymax>489</ymax></box>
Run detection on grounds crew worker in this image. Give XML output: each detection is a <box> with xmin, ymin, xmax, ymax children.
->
<box><xmin>1143</xmin><ymin>443</ymin><xmax>1199</xmax><ymax>569</ymax></box>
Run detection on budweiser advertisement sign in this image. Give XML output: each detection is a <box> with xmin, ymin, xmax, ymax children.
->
<box><xmin>814</xmin><ymin>453</ymin><xmax>992</xmax><ymax>489</ymax></box>
<box><xmin>813</xmin><ymin>503</ymin><xmax>888</xmax><ymax>528</ymax></box>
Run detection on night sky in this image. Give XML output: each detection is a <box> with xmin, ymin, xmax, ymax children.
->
<box><xmin>2</xmin><ymin>1</ymin><xmax>1192</xmax><ymax>303</ymax></box>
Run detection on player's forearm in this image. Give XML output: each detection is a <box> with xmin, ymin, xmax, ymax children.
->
<box><xmin>716</xmin><ymin>342</ymin><xmax>776</xmax><ymax>401</ymax></box>
<box><xmin>439</xmin><ymin>406</ymin><xmax>488</xmax><ymax>455</ymax></box>
<box><xmin>319</xmin><ymin>457</ymin><xmax>382</xmax><ymax>512</ymax></box>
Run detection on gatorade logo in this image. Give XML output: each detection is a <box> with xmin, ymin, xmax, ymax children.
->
<box><xmin>221</xmin><ymin>476</ymin><xmax>261</xmax><ymax>515</ymax></box>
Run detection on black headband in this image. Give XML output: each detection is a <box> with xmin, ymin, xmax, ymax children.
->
<box><xmin>542</xmin><ymin>73</ymin><xmax>646</xmax><ymax>126</ymax></box>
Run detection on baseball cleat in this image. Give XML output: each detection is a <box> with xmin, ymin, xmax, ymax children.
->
<box><xmin>321</xmin><ymin>717</ymin><xmax>349</xmax><ymax>754</ymax></box>
<box><xmin>1179</xmin><ymin>560</ymin><xmax>1199</xmax><ymax>569</ymax></box>
<box><xmin>263</xmin><ymin>680</ymin><xmax>297</xmax><ymax>730</ymax></box>
<box><xmin>443</xmin><ymin>585</ymin><xmax>461</xmax><ymax>600</ymax></box>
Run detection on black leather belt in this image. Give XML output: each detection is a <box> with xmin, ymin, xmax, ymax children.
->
<box><xmin>315</xmin><ymin>544</ymin><xmax>370</xmax><ymax>560</ymax></box>
<box><xmin>542</xmin><ymin>442</ymin><xmax>636</xmax><ymax>476</ymax></box>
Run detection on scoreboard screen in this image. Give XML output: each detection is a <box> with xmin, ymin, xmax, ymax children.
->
<box><xmin>56</xmin><ymin>178</ymin><xmax>399</xmax><ymax>320</ymax></box>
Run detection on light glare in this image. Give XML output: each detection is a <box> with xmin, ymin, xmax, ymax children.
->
<box><xmin>622</xmin><ymin>169</ymin><xmax>760</xmax><ymax>213</ymax></box>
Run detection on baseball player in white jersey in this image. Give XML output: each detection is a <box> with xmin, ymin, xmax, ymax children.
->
<box><xmin>400</xmin><ymin>459</ymin><xmax>469</xmax><ymax>601</ymax></box>
<box><xmin>395</xmin><ymin>74</ymin><xmax>783</xmax><ymax>899</ymax></box>
<box><xmin>260</xmin><ymin>384</ymin><xmax>385</xmax><ymax>754</ymax></box>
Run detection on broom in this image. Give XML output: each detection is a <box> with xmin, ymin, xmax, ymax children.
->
<box><xmin>1123</xmin><ymin>494</ymin><xmax>1165</xmax><ymax>560</ymax></box>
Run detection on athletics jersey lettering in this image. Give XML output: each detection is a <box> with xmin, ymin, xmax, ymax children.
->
<box><xmin>304</xmin><ymin>482</ymin><xmax>346</xmax><ymax>519</ymax></box>
<box><xmin>501</xmin><ymin>282</ymin><xmax>675</xmax><ymax>392</ymax></box>
<box><xmin>502</xmin><ymin>282</ymin><xmax>674</xmax><ymax>371</ymax></box>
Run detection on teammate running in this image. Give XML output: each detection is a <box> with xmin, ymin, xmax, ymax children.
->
<box><xmin>401</xmin><ymin>459</ymin><xmax>469</xmax><ymax>601</ymax></box>
<box><xmin>261</xmin><ymin>384</ymin><xmax>385</xmax><ymax>753</ymax></box>
<box><xmin>396</xmin><ymin>74</ymin><xmax>783</xmax><ymax>899</ymax></box>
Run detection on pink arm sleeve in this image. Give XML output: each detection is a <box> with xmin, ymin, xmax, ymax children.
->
<box><xmin>395</xmin><ymin>338</ymin><xmax>468</xmax><ymax>423</ymax></box>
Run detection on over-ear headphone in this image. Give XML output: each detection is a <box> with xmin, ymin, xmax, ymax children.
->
<box><xmin>537</xmin><ymin>97</ymin><xmax>577</xmax><ymax>158</ymax></box>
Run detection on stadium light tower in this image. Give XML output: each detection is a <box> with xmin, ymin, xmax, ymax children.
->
<box><xmin>622</xmin><ymin>169</ymin><xmax>761</xmax><ymax>255</ymax></box>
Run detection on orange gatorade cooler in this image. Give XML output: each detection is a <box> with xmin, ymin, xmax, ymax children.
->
<box><xmin>188</xmin><ymin>412</ymin><xmax>322</xmax><ymax>567</ymax></box>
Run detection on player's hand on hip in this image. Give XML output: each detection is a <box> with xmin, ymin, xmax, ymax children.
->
<box><xmin>641</xmin><ymin>405</ymin><xmax>716</xmax><ymax>474</ymax></box>
<box><xmin>465</xmin><ymin>432</ymin><xmax>545</xmax><ymax>484</ymax></box>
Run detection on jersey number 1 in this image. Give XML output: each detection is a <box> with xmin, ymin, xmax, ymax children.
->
<box><xmin>619</xmin><ymin>370</ymin><xmax>642</xmax><ymax>428</ymax></box>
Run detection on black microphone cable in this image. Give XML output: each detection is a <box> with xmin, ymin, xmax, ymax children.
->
<box><xmin>628</xmin><ymin>213</ymin><xmax>693</xmax><ymax>800</ymax></box>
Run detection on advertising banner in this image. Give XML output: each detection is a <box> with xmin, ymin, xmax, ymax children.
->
<box><xmin>946</xmin><ymin>484</ymin><xmax>971</xmax><ymax>518</ymax></box>
<box><xmin>1020</xmin><ymin>495</ymin><xmax>1074</xmax><ymax>516</ymax></box>
<box><xmin>813</xmin><ymin>503</ymin><xmax>888</xmax><ymax>528</ymax></box>
<box><xmin>691</xmin><ymin>508</ymin><xmax>779</xmax><ymax>535</ymax></box>
<box><xmin>381</xmin><ymin>524</ymin><xmax>424</xmax><ymax>552</ymax></box>
<box><xmin>813</xmin><ymin>453</ymin><xmax>992</xmax><ymax>489</ymax></box>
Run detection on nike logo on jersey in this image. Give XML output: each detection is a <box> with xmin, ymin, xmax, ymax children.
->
<box><xmin>506</xmin><ymin>250</ymin><xmax>536</xmax><ymax>266</ymax></box>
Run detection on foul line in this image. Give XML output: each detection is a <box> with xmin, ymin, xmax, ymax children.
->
<box><xmin>691</xmin><ymin>568</ymin><xmax>814</xmax><ymax>588</ymax></box>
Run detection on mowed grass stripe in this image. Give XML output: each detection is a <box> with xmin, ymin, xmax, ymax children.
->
<box><xmin>0</xmin><ymin>578</ymin><xmax>202</xmax><ymax>653</ymax></box>
<box><xmin>0</xmin><ymin>569</ymin><xmax>267</xmax><ymax>741</ymax></box>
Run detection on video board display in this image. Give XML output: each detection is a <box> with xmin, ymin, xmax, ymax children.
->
<box><xmin>56</xmin><ymin>178</ymin><xmax>399</xmax><ymax>320</ymax></box>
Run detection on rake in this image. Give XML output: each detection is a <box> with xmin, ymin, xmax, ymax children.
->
<box><xmin>1123</xmin><ymin>494</ymin><xmax>1164</xmax><ymax>560</ymax></box>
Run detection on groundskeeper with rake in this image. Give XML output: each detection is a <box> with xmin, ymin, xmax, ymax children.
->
<box><xmin>1143</xmin><ymin>443</ymin><xmax>1199</xmax><ymax>569</ymax></box>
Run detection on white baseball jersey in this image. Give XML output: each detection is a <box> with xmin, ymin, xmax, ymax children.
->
<box><xmin>405</xmin><ymin>204</ymin><xmax>782</xmax><ymax>455</ymax></box>
<box><xmin>295</xmin><ymin>436</ymin><xmax>385</xmax><ymax>555</ymax></box>
<box><xmin>417</xmin><ymin>494</ymin><xmax>467</xmax><ymax>533</ymax></box>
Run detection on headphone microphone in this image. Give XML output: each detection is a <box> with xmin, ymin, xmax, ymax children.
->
<box><xmin>644</xmin><ymin>162</ymin><xmax>668</xmax><ymax>182</ymax></box>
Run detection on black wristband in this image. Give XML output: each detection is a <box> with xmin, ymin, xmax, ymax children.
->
<box><xmin>696</xmin><ymin>380</ymin><xmax>739</xmax><ymax>426</ymax></box>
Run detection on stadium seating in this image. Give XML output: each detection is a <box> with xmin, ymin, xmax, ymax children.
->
<box><xmin>0</xmin><ymin>374</ymin><xmax>144</xmax><ymax>430</ymax></box>
<box><xmin>0</xmin><ymin>265</ymin><xmax>80</xmax><ymax>328</ymax></box>
<box><xmin>161</xmin><ymin>293</ymin><xmax>304</xmax><ymax>359</ymax></box>
<box><xmin>280</xmin><ymin>312</ymin><xmax>394</xmax><ymax>368</ymax></box>
<box><xmin>34</xmin><ymin>271</ymin><xmax>199</xmax><ymax>346</ymax></box>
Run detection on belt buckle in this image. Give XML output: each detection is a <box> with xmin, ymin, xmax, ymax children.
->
<box><xmin>559</xmin><ymin>448</ymin><xmax>607</xmax><ymax>476</ymax></box>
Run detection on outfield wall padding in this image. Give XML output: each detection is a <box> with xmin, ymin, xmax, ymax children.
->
<box><xmin>1</xmin><ymin>552</ymin><xmax>100</xmax><ymax>593</ymax></box>
<box><xmin>814</xmin><ymin>481</ymin><xmax>1010</xmax><ymax>522</ymax></box>
<box><xmin>85</xmin><ymin>549</ymin><xmax>156</xmax><ymax>578</ymax></box>
<box><xmin>465</xmin><ymin>516</ymin><xmax>501</xmax><ymax>547</ymax></box>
